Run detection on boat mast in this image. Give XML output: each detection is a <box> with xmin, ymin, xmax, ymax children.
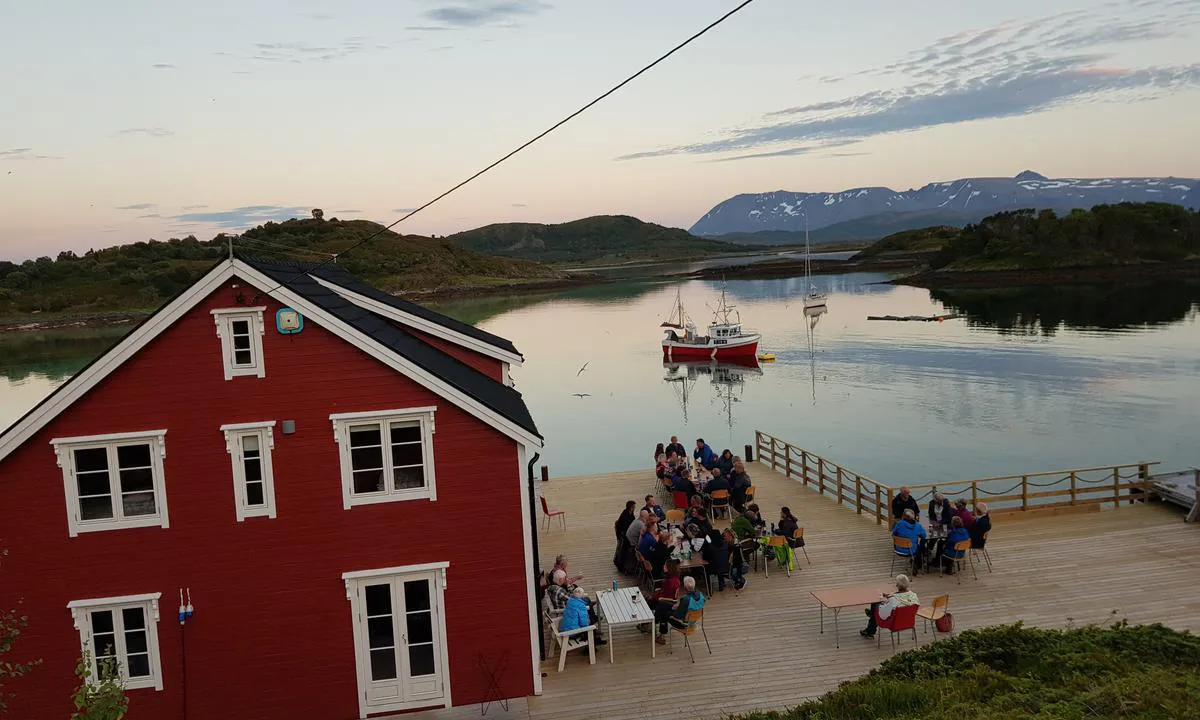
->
<box><xmin>804</xmin><ymin>214</ymin><xmax>812</xmax><ymax>294</ymax></box>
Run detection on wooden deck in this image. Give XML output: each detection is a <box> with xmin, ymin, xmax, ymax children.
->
<box><xmin>410</xmin><ymin>462</ymin><xmax>1200</xmax><ymax>720</ymax></box>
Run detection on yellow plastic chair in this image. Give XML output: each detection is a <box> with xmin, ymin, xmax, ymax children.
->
<box><xmin>916</xmin><ymin>593</ymin><xmax>951</xmax><ymax>640</ymax></box>
<box><xmin>668</xmin><ymin>608</ymin><xmax>711</xmax><ymax>663</ymax></box>
<box><xmin>970</xmin><ymin>531</ymin><xmax>993</xmax><ymax>572</ymax></box>
<box><xmin>709</xmin><ymin>490</ymin><xmax>731</xmax><ymax>520</ymax></box>
<box><xmin>665</xmin><ymin>508</ymin><xmax>685</xmax><ymax>524</ymax></box>
<box><xmin>891</xmin><ymin>536</ymin><xmax>916</xmax><ymax>575</ymax></box>
<box><xmin>950</xmin><ymin>539</ymin><xmax>976</xmax><ymax>583</ymax></box>
<box><xmin>792</xmin><ymin>528</ymin><xmax>811</xmax><ymax>564</ymax></box>
<box><xmin>765</xmin><ymin>535</ymin><xmax>792</xmax><ymax>578</ymax></box>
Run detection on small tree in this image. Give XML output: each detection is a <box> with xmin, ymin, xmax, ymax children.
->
<box><xmin>0</xmin><ymin>548</ymin><xmax>40</xmax><ymax>713</ymax></box>
<box><xmin>70</xmin><ymin>651</ymin><xmax>128</xmax><ymax>720</ymax></box>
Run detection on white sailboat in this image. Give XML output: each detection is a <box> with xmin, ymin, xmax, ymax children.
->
<box><xmin>801</xmin><ymin>215</ymin><xmax>828</xmax><ymax>312</ymax></box>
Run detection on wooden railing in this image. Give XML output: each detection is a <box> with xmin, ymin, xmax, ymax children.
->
<box><xmin>754</xmin><ymin>430</ymin><xmax>1159</xmax><ymax>522</ymax></box>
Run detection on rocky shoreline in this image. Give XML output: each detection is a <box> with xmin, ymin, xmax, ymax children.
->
<box><xmin>895</xmin><ymin>259</ymin><xmax>1200</xmax><ymax>289</ymax></box>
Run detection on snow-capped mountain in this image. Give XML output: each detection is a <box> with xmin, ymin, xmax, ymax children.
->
<box><xmin>690</xmin><ymin>172</ymin><xmax>1200</xmax><ymax>237</ymax></box>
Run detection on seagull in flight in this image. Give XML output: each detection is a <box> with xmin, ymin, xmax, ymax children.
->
<box><xmin>572</xmin><ymin>393</ymin><xmax>591</xmax><ymax>398</ymax></box>
<box><xmin>576</xmin><ymin>362</ymin><xmax>589</xmax><ymax>376</ymax></box>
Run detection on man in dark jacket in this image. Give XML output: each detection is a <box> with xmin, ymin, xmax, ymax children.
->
<box><xmin>694</xmin><ymin>438</ymin><xmax>717</xmax><ymax>469</ymax></box>
<box><xmin>665</xmin><ymin>436</ymin><xmax>687</xmax><ymax>461</ymax></box>
<box><xmin>702</xmin><ymin>530</ymin><xmax>730</xmax><ymax>591</ymax></box>
<box><xmin>891</xmin><ymin>486</ymin><xmax>920</xmax><ymax>526</ymax></box>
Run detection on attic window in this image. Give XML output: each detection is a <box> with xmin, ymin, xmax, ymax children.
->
<box><xmin>212</xmin><ymin>307</ymin><xmax>266</xmax><ymax>380</ymax></box>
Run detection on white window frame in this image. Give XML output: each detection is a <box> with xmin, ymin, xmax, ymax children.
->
<box><xmin>221</xmin><ymin>421</ymin><xmax>277</xmax><ymax>521</ymax></box>
<box><xmin>331</xmin><ymin>407</ymin><xmax>437</xmax><ymax>509</ymax></box>
<box><xmin>211</xmin><ymin>307</ymin><xmax>266</xmax><ymax>380</ymax></box>
<box><xmin>67</xmin><ymin>592</ymin><xmax>164</xmax><ymax>691</ymax></box>
<box><xmin>51</xmin><ymin>430</ymin><xmax>170</xmax><ymax>538</ymax></box>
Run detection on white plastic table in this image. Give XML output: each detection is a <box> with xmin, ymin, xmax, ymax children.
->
<box><xmin>595</xmin><ymin>587</ymin><xmax>656</xmax><ymax>661</ymax></box>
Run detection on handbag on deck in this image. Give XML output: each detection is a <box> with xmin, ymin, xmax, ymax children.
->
<box><xmin>935</xmin><ymin>612</ymin><xmax>954</xmax><ymax>633</ymax></box>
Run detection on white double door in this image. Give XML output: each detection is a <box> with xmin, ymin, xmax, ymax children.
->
<box><xmin>349</xmin><ymin>571</ymin><xmax>447</xmax><ymax>716</ymax></box>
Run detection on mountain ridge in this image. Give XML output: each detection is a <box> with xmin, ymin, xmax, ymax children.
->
<box><xmin>691</xmin><ymin>172</ymin><xmax>1200</xmax><ymax>239</ymax></box>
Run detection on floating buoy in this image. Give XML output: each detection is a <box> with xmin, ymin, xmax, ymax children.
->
<box><xmin>757</xmin><ymin>353</ymin><xmax>776</xmax><ymax>362</ymax></box>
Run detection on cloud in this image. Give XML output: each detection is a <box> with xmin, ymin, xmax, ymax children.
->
<box><xmin>151</xmin><ymin>63</ymin><xmax>176</xmax><ymax>70</ymax></box>
<box><xmin>137</xmin><ymin>213</ymin><xmax>164</xmax><ymax>219</ymax></box>
<box><xmin>703</xmin><ymin>140</ymin><xmax>861</xmax><ymax>163</ymax></box>
<box><xmin>511</xmin><ymin>203</ymin><xmax>528</xmax><ymax>207</ymax></box>
<box><xmin>115</xmin><ymin>127</ymin><xmax>173</xmax><ymax>138</ymax></box>
<box><xmin>0</xmin><ymin>147</ymin><xmax>64</xmax><ymax>161</ymax></box>
<box><xmin>182</xmin><ymin>204</ymin><xmax>208</xmax><ymax>210</ymax></box>
<box><xmin>392</xmin><ymin>207</ymin><xmax>418</xmax><ymax>213</ymax></box>
<box><xmin>223</xmin><ymin>36</ymin><xmax>384</xmax><ymax>64</ymax></box>
<box><xmin>414</xmin><ymin>0</ymin><xmax>551</xmax><ymax>29</ymax></box>
<box><xmin>333</xmin><ymin>209</ymin><xmax>361</xmax><ymax>214</ymax></box>
<box><xmin>826</xmin><ymin>152</ymin><xmax>870</xmax><ymax>158</ymax></box>
<box><xmin>619</xmin><ymin>1</ymin><xmax>1200</xmax><ymax>161</ymax></box>
<box><xmin>171</xmin><ymin>205</ymin><xmax>310</xmax><ymax>229</ymax></box>
<box><xmin>116</xmin><ymin>203</ymin><xmax>157</xmax><ymax>211</ymax></box>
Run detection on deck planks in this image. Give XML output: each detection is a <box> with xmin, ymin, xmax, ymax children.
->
<box><xmin>407</xmin><ymin>462</ymin><xmax>1200</xmax><ymax>720</ymax></box>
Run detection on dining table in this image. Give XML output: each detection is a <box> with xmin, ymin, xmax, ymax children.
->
<box><xmin>810</xmin><ymin>583</ymin><xmax>897</xmax><ymax>648</ymax></box>
<box><xmin>595</xmin><ymin>587</ymin><xmax>657</xmax><ymax>661</ymax></box>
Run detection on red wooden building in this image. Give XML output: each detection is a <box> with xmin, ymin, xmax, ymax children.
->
<box><xmin>0</xmin><ymin>256</ymin><xmax>545</xmax><ymax>719</ymax></box>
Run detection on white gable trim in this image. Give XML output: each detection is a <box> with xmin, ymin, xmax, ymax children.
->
<box><xmin>0</xmin><ymin>262</ymin><xmax>236</xmax><ymax>463</ymax></box>
<box><xmin>310</xmin><ymin>275</ymin><xmax>524</xmax><ymax>366</ymax></box>
<box><xmin>231</xmin><ymin>262</ymin><xmax>541</xmax><ymax>448</ymax></box>
<box><xmin>0</xmin><ymin>260</ymin><xmax>540</xmax><ymax>466</ymax></box>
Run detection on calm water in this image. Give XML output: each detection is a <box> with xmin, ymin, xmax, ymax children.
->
<box><xmin>2</xmin><ymin>275</ymin><xmax>1198</xmax><ymax>485</ymax></box>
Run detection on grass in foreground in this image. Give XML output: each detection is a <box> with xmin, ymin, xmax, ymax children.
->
<box><xmin>736</xmin><ymin>623</ymin><xmax>1200</xmax><ymax>720</ymax></box>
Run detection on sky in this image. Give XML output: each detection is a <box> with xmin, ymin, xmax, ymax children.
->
<box><xmin>2</xmin><ymin>0</ymin><xmax>1199</xmax><ymax>261</ymax></box>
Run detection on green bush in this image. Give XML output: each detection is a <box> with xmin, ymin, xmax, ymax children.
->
<box><xmin>735</xmin><ymin>623</ymin><xmax>1200</xmax><ymax>720</ymax></box>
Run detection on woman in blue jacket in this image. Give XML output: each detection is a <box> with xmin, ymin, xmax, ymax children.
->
<box><xmin>940</xmin><ymin>516</ymin><xmax>971</xmax><ymax>574</ymax></box>
<box><xmin>559</xmin><ymin>588</ymin><xmax>592</xmax><ymax>634</ymax></box>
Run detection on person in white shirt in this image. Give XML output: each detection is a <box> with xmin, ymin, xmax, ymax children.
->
<box><xmin>861</xmin><ymin>574</ymin><xmax>918</xmax><ymax>638</ymax></box>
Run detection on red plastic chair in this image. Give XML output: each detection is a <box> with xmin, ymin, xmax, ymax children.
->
<box><xmin>672</xmin><ymin>491</ymin><xmax>689</xmax><ymax>509</ymax></box>
<box><xmin>540</xmin><ymin>495</ymin><xmax>566</xmax><ymax>531</ymax></box>
<box><xmin>876</xmin><ymin>603</ymin><xmax>920</xmax><ymax>649</ymax></box>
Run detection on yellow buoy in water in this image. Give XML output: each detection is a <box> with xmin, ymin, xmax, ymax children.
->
<box><xmin>757</xmin><ymin>352</ymin><xmax>776</xmax><ymax>362</ymax></box>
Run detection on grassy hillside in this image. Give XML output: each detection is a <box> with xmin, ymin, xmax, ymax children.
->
<box><xmin>0</xmin><ymin>218</ymin><xmax>567</xmax><ymax>317</ymax></box>
<box><xmin>854</xmin><ymin>226</ymin><xmax>960</xmax><ymax>258</ymax></box>
<box><xmin>447</xmin><ymin>215</ymin><xmax>748</xmax><ymax>264</ymax></box>
<box><xmin>737</xmin><ymin>623</ymin><xmax>1200</xmax><ymax>720</ymax></box>
<box><xmin>932</xmin><ymin>203</ymin><xmax>1200</xmax><ymax>270</ymax></box>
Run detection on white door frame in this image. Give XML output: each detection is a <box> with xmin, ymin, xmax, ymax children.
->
<box><xmin>343</xmin><ymin>562</ymin><xmax>452</xmax><ymax>718</ymax></box>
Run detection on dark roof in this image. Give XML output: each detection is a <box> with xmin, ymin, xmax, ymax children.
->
<box><xmin>302</xmin><ymin>263</ymin><xmax>521</xmax><ymax>357</ymax></box>
<box><xmin>243</xmin><ymin>257</ymin><xmax>539</xmax><ymax>438</ymax></box>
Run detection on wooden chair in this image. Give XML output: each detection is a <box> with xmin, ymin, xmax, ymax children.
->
<box><xmin>668</xmin><ymin>608</ymin><xmax>711</xmax><ymax>663</ymax></box>
<box><xmin>744</xmin><ymin>485</ymin><xmax>756</xmax><ymax>503</ymax></box>
<box><xmin>876</xmin><ymin>604</ymin><xmax>919</xmax><ymax>650</ymax></box>
<box><xmin>665</xmin><ymin>508</ymin><xmax>685</xmax><ymax>524</ymax></box>
<box><xmin>672</xmin><ymin>490</ymin><xmax>689</xmax><ymax>509</ymax></box>
<box><xmin>950</xmin><ymin>539</ymin><xmax>976</xmax><ymax>583</ymax></box>
<box><xmin>540</xmin><ymin>496</ymin><xmax>566</xmax><ymax>531</ymax></box>
<box><xmin>890</xmin><ymin>537</ymin><xmax>916</xmax><ymax>575</ymax></box>
<box><xmin>738</xmin><ymin>538</ymin><xmax>761</xmax><ymax>573</ymax></box>
<box><xmin>551</xmin><ymin>621</ymin><xmax>596</xmax><ymax>671</ymax></box>
<box><xmin>709</xmin><ymin>490</ymin><xmax>731</xmax><ymax>520</ymax></box>
<box><xmin>541</xmin><ymin>599</ymin><xmax>565</xmax><ymax>657</ymax></box>
<box><xmin>637</xmin><ymin>552</ymin><xmax>663</xmax><ymax>595</ymax></box>
<box><xmin>916</xmin><ymin>594</ymin><xmax>951</xmax><ymax>640</ymax></box>
<box><xmin>792</xmin><ymin>528</ymin><xmax>811</xmax><ymax>564</ymax></box>
<box><xmin>765</xmin><ymin>535</ymin><xmax>791</xmax><ymax>578</ymax></box>
<box><xmin>970</xmin><ymin>531</ymin><xmax>993</xmax><ymax>572</ymax></box>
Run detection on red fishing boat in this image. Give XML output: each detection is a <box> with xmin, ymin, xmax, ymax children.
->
<box><xmin>661</xmin><ymin>286</ymin><xmax>760</xmax><ymax>361</ymax></box>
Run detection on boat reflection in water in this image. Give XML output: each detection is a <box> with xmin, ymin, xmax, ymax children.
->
<box><xmin>663</xmin><ymin>357</ymin><xmax>763</xmax><ymax>429</ymax></box>
<box><xmin>804</xmin><ymin>304</ymin><xmax>827</xmax><ymax>405</ymax></box>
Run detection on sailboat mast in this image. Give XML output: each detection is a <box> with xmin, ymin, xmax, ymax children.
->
<box><xmin>804</xmin><ymin>214</ymin><xmax>811</xmax><ymax>290</ymax></box>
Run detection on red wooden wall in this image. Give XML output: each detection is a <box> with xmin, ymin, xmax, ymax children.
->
<box><xmin>402</xmin><ymin>325</ymin><xmax>506</xmax><ymax>383</ymax></box>
<box><xmin>0</xmin><ymin>276</ymin><xmax>534</xmax><ymax>719</ymax></box>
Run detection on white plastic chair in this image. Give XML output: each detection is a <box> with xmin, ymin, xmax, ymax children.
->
<box><xmin>552</xmin><ymin>623</ymin><xmax>596</xmax><ymax>671</ymax></box>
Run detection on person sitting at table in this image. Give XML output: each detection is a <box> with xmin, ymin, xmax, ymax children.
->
<box><xmin>552</xmin><ymin>554</ymin><xmax>584</xmax><ymax>586</ymax></box>
<box><xmin>970</xmin><ymin>502</ymin><xmax>992</xmax><ymax>548</ymax></box>
<box><xmin>729</xmin><ymin>459</ymin><xmax>752</xmax><ymax>510</ymax></box>
<box><xmin>666</xmin><ymin>435</ymin><xmax>687</xmax><ymax>461</ymax></box>
<box><xmin>928</xmin><ymin>492</ymin><xmax>953</xmax><ymax>529</ymax></box>
<box><xmin>694</xmin><ymin>466</ymin><xmax>713</xmax><ymax>493</ymax></box>
<box><xmin>643</xmin><ymin>494</ymin><xmax>666</xmax><ymax>522</ymax></box>
<box><xmin>614</xmin><ymin>500</ymin><xmax>637</xmax><ymax>572</ymax></box>
<box><xmin>560</xmin><ymin>587</ymin><xmax>592</xmax><ymax>633</ymax></box>
<box><xmin>860</xmin><ymin>574</ymin><xmax>918</xmax><ymax>638</ymax></box>
<box><xmin>655</xmin><ymin>453</ymin><xmax>670</xmax><ymax>480</ymax></box>
<box><xmin>705</xmin><ymin>467</ymin><xmax>731</xmax><ymax>494</ymax></box>
<box><xmin>547</xmin><ymin>570</ymin><xmax>606</xmax><ymax>646</ymax></box>
<box><xmin>671</xmin><ymin>465</ymin><xmax>695</xmax><ymax>500</ymax></box>
<box><xmin>939</xmin><ymin>516</ymin><xmax>971</xmax><ymax>574</ymax></box>
<box><xmin>702</xmin><ymin>529</ymin><xmax>730</xmax><ymax>592</ymax></box>
<box><xmin>723</xmin><ymin>529</ymin><xmax>749</xmax><ymax>590</ymax></box>
<box><xmin>638</xmin><ymin>521</ymin><xmax>660</xmax><ymax>558</ymax></box>
<box><xmin>656</xmin><ymin>576</ymin><xmax>706</xmax><ymax>644</ymax></box>
<box><xmin>648</xmin><ymin>530</ymin><xmax>674</xmax><ymax>579</ymax></box>
<box><xmin>684</xmin><ymin>506</ymin><xmax>712</xmax><ymax>539</ymax></box>
<box><xmin>892</xmin><ymin>509</ymin><xmax>928</xmax><ymax>573</ymax></box>
<box><xmin>954</xmin><ymin>498</ymin><xmax>975</xmax><ymax>529</ymax></box>
<box><xmin>653</xmin><ymin>442</ymin><xmax>665</xmax><ymax>464</ymax></box>
<box><xmin>625</xmin><ymin>509</ymin><xmax>650</xmax><ymax>548</ymax></box>
<box><xmin>891</xmin><ymin>486</ymin><xmax>920</xmax><ymax>525</ymax></box>
<box><xmin>716</xmin><ymin>449</ymin><xmax>735</xmax><ymax>478</ymax></box>
<box><xmin>694</xmin><ymin>438</ymin><xmax>717</xmax><ymax>469</ymax></box>
<box><xmin>775</xmin><ymin>506</ymin><xmax>799</xmax><ymax>538</ymax></box>
<box><xmin>650</xmin><ymin>559</ymin><xmax>682</xmax><ymax>604</ymax></box>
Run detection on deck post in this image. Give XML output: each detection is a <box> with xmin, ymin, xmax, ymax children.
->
<box><xmin>1113</xmin><ymin>467</ymin><xmax>1120</xmax><ymax>509</ymax></box>
<box><xmin>855</xmin><ymin>476</ymin><xmax>863</xmax><ymax>515</ymax></box>
<box><xmin>817</xmin><ymin>457</ymin><xmax>825</xmax><ymax>495</ymax></box>
<box><xmin>836</xmin><ymin>467</ymin><xmax>844</xmax><ymax>507</ymax></box>
<box><xmin>1070</xmin><ymin>471</ymin><xmax>1077</xmax><ymax>506</ymax></box>
<box><xmin>769</xmin><ymin>436</ymin><xmax>778</xmax><ymax>471</ymax></box>
<box><xmin>785</xmin><ymin>447</ymin><xmax>793</xmax><ymax>480</ymax></box>
<box><xmin>1021</xmin><ymin>475</ymin><xmax>1028</xmax><ymax>511</ymax></box>
<box><xmin>1187</xmin><ymin>469</ymin><xmax>1199</xmax><ymax>523</ymax></box>
<box><xmin>886</xmin><ymin>486</ymin><xmax>895</xmax><ymax>527</ymax></box>
<box><xmin>1138</xmin><ymin>463</ymin><xmax>1150</xmax><ymax>504</ymax></box>
<box><xmin>801</xmin><ymin>452</ymin><xmax>809</xmax><ymax>486</ymax></box>
<box><xmin>971</xmin><ymin>481</ymin><xmax>978</xmax><ymax>508</ymax></box>
<box><xmin>874</xmin><ymin>485</ymin><xmax>883</xmax><ymax>525</ymax></box>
